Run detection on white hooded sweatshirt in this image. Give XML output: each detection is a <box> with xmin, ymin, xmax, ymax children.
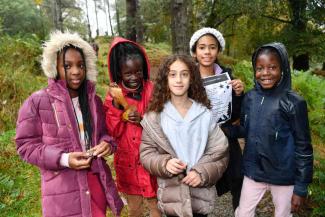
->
<box><xmin>160</xmin><ymin>100</ymin><xmax>215</xmax><ymax>171</ymax></box>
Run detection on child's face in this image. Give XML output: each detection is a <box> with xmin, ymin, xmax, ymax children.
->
<box><xmin>57</xmin><ymin>48</ymin><xmax>86</xmax><ymax>97</ymax></box>
<box><xmin>120</xmin><ymin>58</ymin><xmax>143</xmax><ymax>89</ymax></box>
<box><xmin>255</xmin><ymin>53</ymin><xmax>281</xmax><ymax>89</ymax></box>
<box><xmin>193</xmin><ymin>35</ymin><xmax>219</xmax><ymax>67</ymax></box>
<box><xmin>168</xmin><ymin>60</ymin><xmax>190</xmax><ymax>98</ymax></box>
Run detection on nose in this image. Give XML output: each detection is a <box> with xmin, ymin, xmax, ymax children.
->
<box><xmin>71</xmin><ymin>66</ymin><xmax>81</xmax><ymax>75</ymax></box>
<box><xmin>175</xmin><ymin>74</ymin><xmax>182</xmax><ymax>82</ymax></box>
<box><xmin>203</xmin><ymin>47</ymin><xmax>210</xmax><ymax>54</ymax></box>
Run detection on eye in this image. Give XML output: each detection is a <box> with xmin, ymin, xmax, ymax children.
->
<box><xmin>198</xmin><ymin>46</ymin><xmax>205</xmax><ymax>50</ymax></box>
<box><xmin>79</xmin><ymin>64</ymin><xmax>85</xmax><ymax>69</ymax></box>
<box><xmin>256</xmin><ymin>67</ymin><xmax>263</xmax><ymax>72</ymax></box>
<box><xmin>181</xmin><ymin>72</ymin><xmax>189</xmax><ymax>77</ymax></box>
<box><xmin>210</xmin><ymin>46</ymin><xmax>217</xmax><ymax>50</ymax></box>
<box><xmin>269</xmin><ymin>65</ymin><xmax>277</xmax><ymax>71</ymax></box>
<box><xmin>168</xmin><ymin>72</ymin><xmax>176</xmax><ymax>77</ymax></box>
<box><xmin>64</xmin><ymin>64</ymin><xmax>71</xmax><ymax>69</ymax></box>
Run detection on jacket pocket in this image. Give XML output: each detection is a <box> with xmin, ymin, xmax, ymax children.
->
<box><xmin>42</xmin><ymin>170</ymin><xmax>61</xmax><ymax>182</ymax></box>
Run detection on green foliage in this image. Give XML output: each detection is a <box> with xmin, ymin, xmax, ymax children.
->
<box><xmin>0</xmin><ymin>130</ymin><xmax>41</xmax><ymax>216</ymax></box>
<box><xmin>308</xmin><ymin>134</ymin><xmax>325</xmax><ymax>217</ymax></box>
<box><xmin>0</xmin><ymin>35</ymin><xmax>45</xmax><ymax>132</ymax></box>
<box><xmin>232</xmin><ymin>60</ymin><xmax>254</xmax><ymax>91</ymax></box>
<box><xmin>292</xmin><ymin>71</ymin><xmax>325</xmax><ymax>139</ymax></box>
<box><xmin>0</xmin><ymin>0</ymin><xmax>49</xmax><ymax>38</ymax></box>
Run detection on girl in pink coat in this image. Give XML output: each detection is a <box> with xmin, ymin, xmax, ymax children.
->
<box><xmin>15</xmin><ymin>31</ymin><xmax>123</xmax><ymax>217</ymax></box>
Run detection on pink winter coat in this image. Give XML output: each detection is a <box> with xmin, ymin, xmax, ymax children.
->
<box><xmin>15</xmin><ymin>79</ymin><xmax>123</xmax><ymax>217</ymax></box>
<box><xmin>103</xmin><ymin>37</ymin><xmax>157</xmax><ymax>197</ymax></box>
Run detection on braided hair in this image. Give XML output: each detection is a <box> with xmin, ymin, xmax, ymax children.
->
<box><xmin>109</xmin><ymin>42</ymin><xmax>148</xmax><ymax>83</ymax></box>
<box><xmin>61</xmin><ymin>45</ymin><xmax>93</xmax><ymax>150</ymax></box>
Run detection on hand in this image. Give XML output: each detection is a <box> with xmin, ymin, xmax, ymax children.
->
<box><xmin>166</xmin><ymin>158</ymin><xmax>187</xmax><ymax>175</ymax></box>
<box><xmin>88</xmin><ymin>141</ymin><xmax>113</xmax><ymax>158</ymax></box>
<box><xmin>182</xmin><ymin>170</ymin><xmax>202</xmax><ymax>187</ymax></box>
<box><xmin>127</xmin><ymin>109</ymin><xmax>142</xmax><ymax>124</ymax></box>
<box><xmin>68</xmin><ymin>152</ymin><xmax>92</xmax><ymax>170</ymax></box>
<box><xmin>230</xmin><ymin>79</ymin><xmax>244</xmax><ymax>96</ymax></box>
<box><xmin>291</xmin><ymin>193</ymin><xmax>305</xmax><ymax>213</ymax></box>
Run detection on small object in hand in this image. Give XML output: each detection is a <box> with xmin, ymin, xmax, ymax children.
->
<box><xmin>86</xmin><ymin>150</ymin><xmax>94</xmax><ymax>158</ymax></box>
<box><xmin>122</xmin><ymin>106</ymin><xmax>136</xmax><ymax>122</ymax></box>
<box><xmin>109</xmin><ymin>84</ymin><xmax>129</xmax><ymax>109</ymax></box>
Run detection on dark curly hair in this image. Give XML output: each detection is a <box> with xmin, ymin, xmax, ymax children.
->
<box><xmin>147</xmin><ymin>54</ymin><xmax>211</xmax><ymax>113</ymax></box>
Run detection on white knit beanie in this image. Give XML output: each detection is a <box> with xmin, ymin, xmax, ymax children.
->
<box><xmin>189</xmin><ymin>27</ymin><xmax>225</xmax><ymax>56</ymax></box>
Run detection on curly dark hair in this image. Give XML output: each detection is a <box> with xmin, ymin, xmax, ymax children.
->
<box><xmin>147</xmin><ymin>54</ymin><xmax>211</xmax><ymax>113</ymax></box>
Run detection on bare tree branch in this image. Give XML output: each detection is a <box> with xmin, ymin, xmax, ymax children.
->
<box><xmin>261</xmin><ymin>14</ymin><xmax>292</xmax><ymax>24</ymax></box>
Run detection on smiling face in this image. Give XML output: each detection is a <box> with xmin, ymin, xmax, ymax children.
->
<box><xmin>168</xmin><ymin>59</ymin><xmax>191</xmax><ymax>98</ymax></box>
<box><xmin>120</xmin><ymin>58</ymin><xmax>143</xmax><ymax>89</ymax></box>
<box><xmin>57</xmin><ymin>48</ymin><xmax>86</xmax><ymax>97</ymax></box>
<box><xmin>193</xmin><ymin>34</ymin><xmax>219</xmax><ymax>67</ymax></box>
<box><xmin>255</xmin><ymin>52</ymin><xmax>282</xmax><ymax>89</ymax></box>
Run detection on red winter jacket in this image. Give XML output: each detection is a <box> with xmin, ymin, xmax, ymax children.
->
<box><xmin>104</xmin><ymin>37</ymin><xmax>157</xmax><ymax>197</ymax></box>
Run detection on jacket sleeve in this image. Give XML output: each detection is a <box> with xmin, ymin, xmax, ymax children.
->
<box><xmin>191</xmin><ymin>126</ymin><xmax>229</xmax><ymax>187</ymax></box>
<box><xmin>103</xmin><ymin>93</ymin><xmax>126</xmax><ymax>139</ymax></box>
<box><xmin>140</xmin><ymin>129</ymin><xmax>173</xmax><ymax>178</ymax></box>
<box><xmin>228</xmin><ymin>68</ymin><xmax>244</xmax><ymax>122</ymax></box>
<box><xmin>15</xmin><ymin>96</ymin><xmax>64</xmax><ymax>171</ymax></box>
<box><xmin>95</xmin><ymin>95</ymin><xmax>117</xmax><ymax>153</ymax></box>
<box><xmin>223</xmin><ymin>93</ymin><xmax>247</xmax><ymax>139</ymax></box>
<box><xmin>290</xmin><ymin>97</ymin><xmax>313</xmax><ymax>197</ymax></box>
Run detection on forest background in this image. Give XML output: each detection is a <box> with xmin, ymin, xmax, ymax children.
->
<box><xmin>0</xmin><ymin>0</ymin><xmax>324</xmax><ymax>216</ymax></box>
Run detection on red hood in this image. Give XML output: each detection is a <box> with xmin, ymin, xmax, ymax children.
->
<box><xmin>107</xmin><ymin>37</ymin><xmax>150</xmax><ymax>82</ymax></box>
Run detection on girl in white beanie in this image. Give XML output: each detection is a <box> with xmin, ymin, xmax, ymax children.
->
<box><xmin>189</xmin><ymin>27</ymin><xmax>244</xmax><ymax>211</ymax></box>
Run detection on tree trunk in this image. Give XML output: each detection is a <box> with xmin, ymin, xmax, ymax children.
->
<box><xmin>106</xmin><ymin>0</ymin><xmax>114</xmax><ymax>36</ymax></box>
<box><xmin>293</xmin><ymin>54</ymin><xmax>309</xmax><ymax>71</ymax></box>
<box><xmin>136</xmin><ymin>0</ymin><xmax>144</xmax><ymax>43</ymax></box>
<box><xmin>94</xmin><ymin>0</ymin><xmax>100</xmax><ymax>37</ymax></box>
<box><xmin>126</xmin><ymin>0</ymin><xmax>137</xmax><ymax>42</ymax></box>
<box><xmin>171</xmin><ymin>0</ymin><xmax>190</xmax><ymax>54</ymax></box>
<box><xmin>322</xmin><ymin>62</ymin><xmax>325</xmax><ymax>71</ymax></box>
<box><xmin>57</xmin><ymin>0</ymin><xmax>63</xmax><ymax>32</ymax></box>
<box><xmin>52</xmin><ymin>0</ymin><xmax>58</xmax><ymax>30</ymax></box>
<box><xmin>115</xmin><ymin>0</ymin><xmax>122</xmax><ymax>36</ymax></box>
<box><xmin>289</xmin><ymin>0</ymin><xmax>309</xmax><ymax>71</ymax></box>
<box><xmin>85</xmin><ymin>0</ymin><xmax>92</xmax><ymax>40</ymax></box>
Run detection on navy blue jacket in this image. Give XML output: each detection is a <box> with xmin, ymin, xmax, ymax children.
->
<box><xmin>232</xmin><ymin>43</ymin><xmax>313</xmax><ymax>197</ymax></box>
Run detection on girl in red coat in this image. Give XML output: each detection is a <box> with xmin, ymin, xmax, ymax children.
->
<box><xmin>104</xmin><ymin>37</ymin><xmax>161</xmax><ymax>217</ymax></box>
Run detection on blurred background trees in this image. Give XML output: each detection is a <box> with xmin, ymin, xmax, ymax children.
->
<box><xmin>2</xmin><ymin>0</ymin><xmax>323</xmax><ymax>69</ymax></box>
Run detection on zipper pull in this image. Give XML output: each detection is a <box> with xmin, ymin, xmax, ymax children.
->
<box><xmin>260</xmin><ymin>96</ymin><xmax>264</xmax><ymax>105</ymax></box>
<box><xmin>275</xmin><ymin>131</ymin><xmax>278</xmax><ymax>140</ymax></box>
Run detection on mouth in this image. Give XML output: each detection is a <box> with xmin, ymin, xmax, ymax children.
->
<box><xmin>260</xmin><ymin>79</ymin><xmax>274</xmax><ymax>84</ymax></box>
<box><xmin>70</xmin><ymin>79</ymin><xmax>81</xmax><ymax>85</ymax></box>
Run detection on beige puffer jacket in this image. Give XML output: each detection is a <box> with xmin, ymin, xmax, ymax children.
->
<box><xmin>140</xmin><ymin>111</ymin><xmax>229</xmax><ymax>217</ymax></box>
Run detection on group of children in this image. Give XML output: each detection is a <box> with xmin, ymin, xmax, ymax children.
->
<box><xmin>15</xmin><ymin>27</ymin><xmax>313</xmax><ymax>217</ymax></box>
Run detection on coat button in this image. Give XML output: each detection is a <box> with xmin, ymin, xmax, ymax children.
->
<box><xmin>54</xmin><ymin>171</ymin><xmax>59</xmax><ymax>175</ymax></box>
<box><xmin>86</xmin><ymin>191</ymin><xmax>90</xmax><ymax>195</ymax></box>
<box><xmin>67</xmin><ymin>124</ymin><xmax>71</xmax><ymax>129</ymax></box>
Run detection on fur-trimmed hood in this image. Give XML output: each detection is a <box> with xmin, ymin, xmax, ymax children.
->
<box><xmin>41</xmin><ymin>31</ymin><xmax>98</xmax><ymax>82</ymax></box>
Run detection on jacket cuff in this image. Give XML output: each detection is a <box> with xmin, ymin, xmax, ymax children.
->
<box><xmin>100</xmin><ymin>135</ymin><xmax>117</xmax><ymax>153</ymax></box>
<box><xmin>293</xmin><ymin>183</ymin><xmax>308</xmax><ymax>197</ymax></box>
<box><xmin>44</xmin><ymin>146</ymin><xmax>65</xmax><ymax>170</ymax></box>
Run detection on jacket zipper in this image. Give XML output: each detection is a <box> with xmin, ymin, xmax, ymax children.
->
<box><xmin>260</xmin><ymin>96</ymin><xmax>264</xmax><ymax>105</ymax></box>
<box><xmin>51</xmin><ymin>103</ymin><xmax>60</xmax><ymax>128</ymax></box>
<box><xmin>275</xmin><ymin>131</ymin><xmax>278</xmax><ymax>140</ymax></box>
